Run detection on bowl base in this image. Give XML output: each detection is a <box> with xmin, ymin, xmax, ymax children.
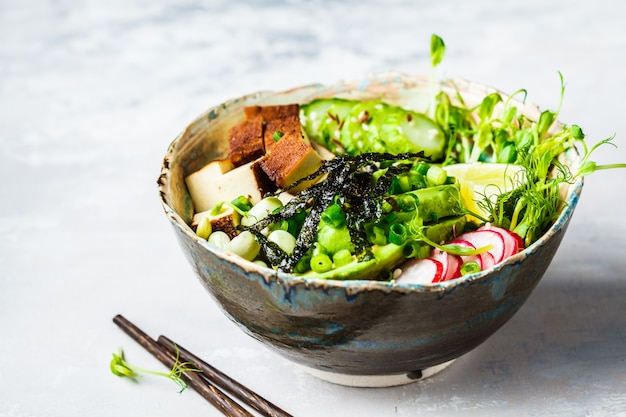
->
<box><xmin>298</xmin><ymin>359</ymin><xmax>455</xmax><ymax>387</ymax></box>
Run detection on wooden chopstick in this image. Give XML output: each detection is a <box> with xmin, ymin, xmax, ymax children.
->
<box><xmin>157</xmin><ymin>335</ymin><xmax>294</xmax><ymax>417</ymax></box>
<box><xmin>113</xmin><ymin>314</ymin><xmax>254</xmax><ymax>417</ymax></box>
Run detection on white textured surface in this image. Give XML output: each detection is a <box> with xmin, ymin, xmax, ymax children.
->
<box><xmin>1</xmin><ymin>1</ymin><xmax>626</xmax><ymax>416</ymax></box>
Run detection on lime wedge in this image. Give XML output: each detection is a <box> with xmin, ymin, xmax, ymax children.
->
<box><xmin>443</xmin><ymin>163</ymin><xmax>527</xmax><ymax>219</ymax></box>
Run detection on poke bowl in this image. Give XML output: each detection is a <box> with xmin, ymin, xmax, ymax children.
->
<box><xmin>157</xmin><ymin>72</ymin><xmax>583</xmax><ymax>387</ymax></box>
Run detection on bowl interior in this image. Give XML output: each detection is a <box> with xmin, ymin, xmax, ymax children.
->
<box><xmin>159</xmin><ymin>72</ymin><xmax>581</xmax><ymax>284</ymax></box>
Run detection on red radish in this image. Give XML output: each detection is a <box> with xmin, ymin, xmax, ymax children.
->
<box><xmin>456</xmin><ymin>229</ymin><xmax>506</xmax><ymax>263</ymax></box>
<box><xmin>449</xmin><ymin>239</ymin><xmax>483</xmax><ymax>269</ymax></box>
<box><xmin>396</xmin><ymin>225</ymin><xmax>525</xmax><ymax>285</ymax></box>
<box><xmin>480</xmin><ymin>251</ymin><xmax>496</xmax><ymax>270</ymax></box>
<box><xmin>446</xmin><ymin>254</ymin><xmax>462</xmax><ymax>281</ymax></box>
<box><xmin>396</xmin><ymin>258</ymin><xmax>443</xmax><ymax>284</ymax></box>
<box><xmin>478</xmin><ymin>224</ymin><xmax>522</xmax><ymax>258</ymax></box>
<box><xmin>430</xmin><ymin>249</ymin><xmax>452</xmax><ymax>282</ymax></box>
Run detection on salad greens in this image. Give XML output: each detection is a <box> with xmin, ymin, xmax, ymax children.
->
<box><xmin>242</xmin><ymin>153</ymin><xmax>468</xmax><ymax>279</ymax></box>
<box><xmin>198</xmin><ymin>34</ymin><xmax>623</xmax><ymax>281</ymax></box>
<box><xmin>427</xmin><ymin>35</ymin><xmax>624</xmax><ymax>244</ymax></box>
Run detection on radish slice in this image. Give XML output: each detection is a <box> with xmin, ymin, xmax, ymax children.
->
<box><xmin>430</xmin><ymin>249</ymin><xmax>451</xmax><ymax>282</ymax></box>
<box><xmin>456</xmin><ymin>229</ymin><xmax>506</xmax><ymax>263</ymax></box>
<box><xmin>480</xmin><ymin>251</ymin><xmax>496</xmax><ymax>270</ymax></box>
<box><xmin>396</xmin><ymin>258</ymin><xmax>444</xmax><ymax>284</ymax></box>
<box><xmin>434</xmin><ymin>252</ymin><xmax>461</xmax><ymax>281</ymax></box>
<box><xmin>446</xmin><ymin>254</ymin><xmax>462</xmax><ymax>281</ymax></box>
<box><xmin>478</xmin><ymin>224</ymin><xmax>521</xmax><ymax>258</ymax></box>
<box><xmin>430</xmin><ymin>249</ymin><xmax>463</xmax><ymax>282</ymax></box>
<box><xmin>449</xmin><ymin>239</ymin><xmax>482</xmax><ymax>269</ymax></box>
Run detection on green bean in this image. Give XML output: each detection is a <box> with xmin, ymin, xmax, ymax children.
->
<box><xmin>241</xmin><ymin>197</ymin><xmax>283</xmax><ymax>227</ymax></box>
<box><xmin>207</xmin><ymin>231</ymin><xmax>230</xmax><ymax>248</ymax></box>
<box><xmin>195</xmin><ymin>217</ymin><xmax>212</xmax><ymax>240</ymax></box>
<box><xmin>253</xmin><ymin>259</ymin><xmax>269</xmax><ymax>268</ymax></box>
<box><xmin>225</xmin><ymin>231</ymin><xmax>260</xmax><ymax>261</ymax></box>
<box><xmin>267</xmin><ymin>230</ymin><xmax>297</xmax><ymax>255</ymax></box>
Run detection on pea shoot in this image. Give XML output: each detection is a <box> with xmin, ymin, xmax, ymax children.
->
<box><xmin>110</xmin><ymin>348</ymin><xmax>201</xmax><ymax>393</ymax></box>
<box><xmin>430</xmin><ymin>34</ymin><xmax>445</xmax><ymax>120</ymax></box>
<box><xmin>427</xmin><ymin>36</ymin><xmax>626</xmax><ymax>246</ymax></box>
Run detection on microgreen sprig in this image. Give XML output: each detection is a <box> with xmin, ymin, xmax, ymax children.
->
<box><xmin>574</xmin><ymin>133</ymin><xmax>626</xmax><ymax>177</ymax></box>
<box><xmin>110</xmin><ymin>348</ymin><xmax>201</xmax><ymax>393</ymax></box>
<box><xmin>429</xmin><ymin>34</ymin><xmax>445</xmax><ymax>120</ymax></box>
<box><xmin>427</xmin><ymin>39</ymin><xmax>626</xmax><ymax>246</ymax></box>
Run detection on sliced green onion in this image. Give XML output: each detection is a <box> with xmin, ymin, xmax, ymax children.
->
<box><xmin>412</xmin><ymin>161</ymin><xmax>430</xmax><ymax>175</ymax></box>
<box><xmin>397</xmin><ymin>175</ymin><xmax>411</xmax><ymax>193</ymax></box>
<box><xmin>403</xmin><ymin>242</ymin><xmax>430</xmax><ymax>259</ymax></box>
<box><xmin>321</xmin><ymin>203</ymin><xmax>346</xmax><ymax>228</ymax></box>
<box><xmin>372</xmin><ymin>168</ymin><xmax>388</xmax><ymax>183</ymax></box>
<box><xmin>310</xmin><ymin>254</ymin><xmax>333</xmax><ymax>273</ymax></box>
<box><xmin>273</xmin><ymin>130</ymin><xmax>284</xmax><ymax>142</ymax></box>
<box><xmin>210</xmin><ymin>202</ymin><xmax>225</xmax><ymax>216</ymax></box>
<box><xmin>230</xmin><ymin>196</ymin><xmax>253</xmax><ymax>212</ymax></box>
<box><xmin>332</xmin><ymin>249</ymin><xmax>353</xmax><ymax>267</ymax></box>
<box><xmin>460</xmin><ymin>261</ymin><xmax>481</xmax><ymax>275</ymax></box>
<box><xmin>408</xmin><ymin>171</ymin><xmax>427</xmax><ymax>190</ymax></box>
<box><xmin>382</xmin><ymin>200</ymin><xmax>394</xmax><ymax>213</ymax></box>
<box><xmin>388</xmin><ymin>223</ymin><xmax>407</xmax><ymax>245</ymax></box>
<box><xmin>426</xmin><ymin>165</ymin><xmax>448</xmax><ymax>186</ymax></box>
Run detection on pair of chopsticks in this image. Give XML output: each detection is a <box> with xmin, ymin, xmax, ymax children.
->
<box><xmin>113</xmin><ymin>314</ymin><xmax>293</xmax><ymax>417</ymax></box>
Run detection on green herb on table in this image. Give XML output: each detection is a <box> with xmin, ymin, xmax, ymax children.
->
<box><xmin>110</xmin><ymin>348</ymin><xmax>201</xmax><ymax>393</ymax></box>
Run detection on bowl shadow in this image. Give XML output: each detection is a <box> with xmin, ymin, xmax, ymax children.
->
<box><xmin>390</xmin><ymin>270</ymin><xmax>626</xmax><ymax>409</ymax></box>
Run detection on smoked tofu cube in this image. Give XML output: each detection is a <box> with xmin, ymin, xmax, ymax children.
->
<box><xmin>192</xmin><ymin>206</ymin><xmax>241</xmax><ymax>239</ymax></box>
<box><xmin>263</xmin><ymin>115</ymin><xmax>305</xmax><ymax>153</ymax></box>
<box><xmin>250</xmin><ymin>158</ymin><xmax>278</xmax><ymax>195</ymax></box>
<box><xmin>185</xmin><ymin>160</ymin><xmax>271</xmax><ymax>212</ymax></box>
<box><xmin>243</xmin><ymin>104</ymin><xmax>299</xmax><ymax>121</ymax></box>
<box><xmin>260</xmin><ymin>133</ymin><xmax>323</xmax><ymax>192</ymax></box>
<box><xmin>228</xmin><ymin>116</ymin><xmax>265</xmax><ymax>167</ymax></box>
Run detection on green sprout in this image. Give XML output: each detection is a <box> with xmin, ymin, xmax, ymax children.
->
<box><xmin>110</xmin><ymin>348</ymin><xmax>201</xmax><ymax>393</ymax></box>
<box><xmin>429</xmin><ymin>34</ymin><xmax>446</xmax><ymax>120</ymax></box>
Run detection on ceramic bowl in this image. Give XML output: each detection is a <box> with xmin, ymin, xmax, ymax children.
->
<box><xmin>157</xmin><ymin>73</ymin><xmax>583</xmax><ymax>387</ymax></box>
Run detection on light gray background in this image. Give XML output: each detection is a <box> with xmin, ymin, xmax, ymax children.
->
<box><xmin>1</xmin><ymin>1</ymin><xmax>625</xmax><ymax>416</ymax></box>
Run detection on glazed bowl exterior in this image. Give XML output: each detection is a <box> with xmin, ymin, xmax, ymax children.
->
<box><xmin>157</xmin><ymin>73</ymin><xmax>582</xmax><ymax>382</ymax></box>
